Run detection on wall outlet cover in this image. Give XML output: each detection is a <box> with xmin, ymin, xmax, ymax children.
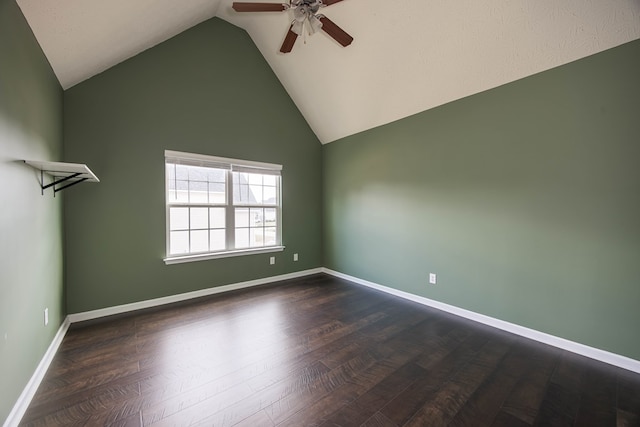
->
<box><xmin>429</xmin><ymin>273</ymin><xmax>437</xmax><ymax>285</ymax></box>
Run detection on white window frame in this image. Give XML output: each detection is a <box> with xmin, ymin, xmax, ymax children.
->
<box><xmin>164</xmin><ymin>150</ymin><xmax>284</xmax><ymax>265</ymax></box>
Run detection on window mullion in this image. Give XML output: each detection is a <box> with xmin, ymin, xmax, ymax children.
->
<box><xmin>226</xmin><ymin>170</ymin><xmax>235</xmax><ymax>250</ymax></box>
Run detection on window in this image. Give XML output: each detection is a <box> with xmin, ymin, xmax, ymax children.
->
<box><xmin>164</xmin><ymin>150</ymin><xmax>283</xmax><ymax>264</ymax></box>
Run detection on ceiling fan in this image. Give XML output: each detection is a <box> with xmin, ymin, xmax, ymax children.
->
<box><xmin>232</xmin><ymin>0</ymin><xmax>353</xmax><ymax>53</ymax></box>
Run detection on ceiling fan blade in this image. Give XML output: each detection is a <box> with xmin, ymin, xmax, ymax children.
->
<box><xmin>318</xmin><ymin>16</ymin><xmax>353</xmax><ymax>47</ymax></box>
<box><xmin>322</xmin><ymin>0</ymin><xmax>345</xmax><ymax>5</ymax></box>
<box><xmin>280</xmin><ymin>26</ymin><xmax>299</xmax><ymax>53</ymax></box>
<box><xmin>232</xmin><ymin>2</ymin><xmax>287</xmax><ymax>12</ymax></box>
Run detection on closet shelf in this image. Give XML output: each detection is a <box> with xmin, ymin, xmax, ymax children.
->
<box><xmin>24</xmin><ymin>160</ymin><xmax>99</xmax><ymax>195</ymax></box>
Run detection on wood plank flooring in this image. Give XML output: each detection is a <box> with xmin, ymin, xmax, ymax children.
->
<box><xmin>20</xmin><ymin>274</ymin><xmax>640</xmax><ymax>426</ymax></box>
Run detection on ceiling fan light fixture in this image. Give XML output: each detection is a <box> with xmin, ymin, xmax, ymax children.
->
<box><xmin>291</xmin><ymin>20</ymin><xmax>304</xmax><ymax>35</ymax></box>
<box><xmin>293</xmin><ymin>5</ymin><xmax>307</xmax><ymax>21</ymax></box>
<box><xmin>308</xmin><ymin>14</ymin><xmax>323</xmax><ymax>33</ymax></box>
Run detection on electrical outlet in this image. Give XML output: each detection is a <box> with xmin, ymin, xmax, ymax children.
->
<box><xmin>293</xmin><ymin>253</ymin><xmax>298</xmax><ymax>262</ymax></box>
<box><xmin>429</xmin><ymin>273</ymin><xmax>437</xmax><ymax>285</ymax></box>
<box><xmin>44</xmin><ymin>308</ymin><xmax>49</xmax><ymax>326</ymax></box>
<box><xmin>270</xmin><ymin>256</ymin><xmax>276</xmax><ymax>265</ymax></box>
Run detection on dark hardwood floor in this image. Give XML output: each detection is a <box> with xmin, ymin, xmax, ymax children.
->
<box><xmin>20</xmin><ymin>274</ymin><xmax>640</xmax><ymax>426</ymax></box>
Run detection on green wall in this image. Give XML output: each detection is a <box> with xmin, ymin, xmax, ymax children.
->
<box><xmin>63</xmin><ymin>18</ymin><xmax>323</xmax><ymax>313</ymax></box>
<box><xmin>323</xmin><ymin>40</ymin><xmax>640</xmax><ymax>360</ymax></box>
<box><xmin>0</xmin><ymin>0</ymin><xmax>64</xmax><ymax>423</ymax></box>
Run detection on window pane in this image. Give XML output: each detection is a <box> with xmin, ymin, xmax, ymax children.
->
<box><xmin>209</xmin><ymin>208</ymin><xmax>225</xmax><ymax>229</ymax></box>
<box><xmin>235</xmin><ymin>172</ymin><xmax>248</xmax><ymax>184</ymax></box>
<box><xmin>169</xmin><ymin>208</ymin><xmax>189</xmax><ymax>231</ymax></box>
<box><xmin>190</xmin><ymin>230</ymin><xmax>208</xmax><ymax>252</ymax></box>
<box><xmin>264</xmin><ymin>208</ymin><xmax>277</xmax><ymax>225</ymax></box>
<box><xmin>233</xmin><ymin>173</ymin><xmax>251</xmax><ymax>204</ymax></box>
<box><xmin>173</xmin><ymin>180</ymin><xmax>189</xmax><ymax>202</ymax></box>
<box><xmin>175</xmin><ymin>165</ymin><xmax>189</xmax><ymax>180</ymax></box>
<box><xmin>170</xmin><ymin>231</ymin><xmax>189</xmax><ymax>254</ymax></box>
<box><xmin>263</xmin><ymin>186</ymin><xmax>277</xmax><ymax>205</ymax></box>
<box><xmin>249</xmin><ymin>185</ymin><xmax>263</xmax><ymax>204</ymax></box>
<box><xmin>208</xmin><ymin>168</ymin><xmax>226</xmax><ymax>182</ymax></box>
<box><xmin>250</xmin><ymin>228</ymin><xmax>264</xmax><ymax>247</ymax></box>
<box><xmin>235</xmin><ymin>208</ymin><xmax>249</xmax><ymax>227</ymax></box>
<box><xmin>208</xmin><ymin>182</ymin><xmax>226</xmax><ymax>204</ymax></box>
<box><xmin>263</xmin><ymin>175</ymin><xmax>276</xmax><ymax>186</ymax></box>
<box><xmin>234</xmin><ymin>184</ymin><xmax>250</xmax><ymax>204</ymax></box>
<box><xmin>210</xmin><ymin>230</ymin><xmax>225</xmax><ymax>251</ymax></box>
<box><xmin>264</xmin><ymin>227</ymin><xmax>277</xmax><ymax>246</ymax></box>
<box><xmin>235</xmin><ymin>228</ymin><xmax>249</xmax><ymax>249</ymax></box>
<box><xmin>190</xmin><ymin>208</ymin><xmax>208</xmax><ymax>229</ymax></box>
<box><xmin>240</xmin><ymin>185</ymin><xmax>251</xmax><ymax>203</ymax></box>
<box><xmin>250</xmin><ymin>208</ymin><xmax>263</xmax><ymax>226</ymax></box>
<box><xmin>189</xmin><ymin>181</ymin><xmax>208</xmax><ymax>203</ymax></box>
<box><xmin>188</xmin><ymin>166</ymin><xmax>209</xmax><ymax>181</ymax></box>
<box><xmin>248</xmin><ymin>173</ymin><xmax>262</xmax><ymax>185</ymax></box>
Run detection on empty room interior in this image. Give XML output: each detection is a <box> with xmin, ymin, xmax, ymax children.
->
<box><xmin>2</xmin><ymin>0</ymin><xmax>640</xmax><ymax>425</ymax></box>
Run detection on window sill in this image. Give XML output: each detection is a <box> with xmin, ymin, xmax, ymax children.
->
<box><xmin>164</xmin><ymin>246</ymin><xmax>285</xmax><ymax>265</ymax></box>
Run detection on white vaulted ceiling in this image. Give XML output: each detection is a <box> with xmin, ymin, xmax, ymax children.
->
<box><xmin>16</xmin><ymin>0</ymin><xmax>640</xmax><ymax>144</ymax></box>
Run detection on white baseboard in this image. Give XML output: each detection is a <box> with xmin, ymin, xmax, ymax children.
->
<box><xmin>322</xmin><ymin>268</ymin><xmax>640</xmax><ymax>374</ymax></box>
<box><xmin>3</xmin><ymin>318</ymin><xmax>70</xmax><ymax>427</ymax></box>
<box><xmin>68</xmin><ymin>268</ymin><xmax>324</xmax><ymax>323</ymax></box>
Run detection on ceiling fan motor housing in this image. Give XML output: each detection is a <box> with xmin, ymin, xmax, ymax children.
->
<box><xmin>291</xmin><ymin>0</ymin><xmax>321</xmax><ymax>21</ymax></box>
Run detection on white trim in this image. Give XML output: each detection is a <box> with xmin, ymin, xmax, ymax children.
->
<box><xmin>164</xmin><ymin>150</ymin><xmax>282</xmax><ymax>171</ymax></box>
<box><xmin>68</xmin><ymin>268</ymin><xmax>323</xmax><ymax>323</ymax></box>
<box><xmin>164</xmin><ymin>246</ymin><xmax>285</xmax><ymax>265</ymax></box>
<box><xmin>3</xmin><ymin>318</ymin><xmax>70</xmax><ymax>427</ymax></box>
<box><xmin>322</xmin><ymin>268</ymin><xmax>640</xmax><ymax>374</ymax></box>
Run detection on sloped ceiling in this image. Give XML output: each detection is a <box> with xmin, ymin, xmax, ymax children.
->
<box><xmin>16</xmin><ymin>0</ymin><xmax>640</xmax><ymax>144</ymax></box>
